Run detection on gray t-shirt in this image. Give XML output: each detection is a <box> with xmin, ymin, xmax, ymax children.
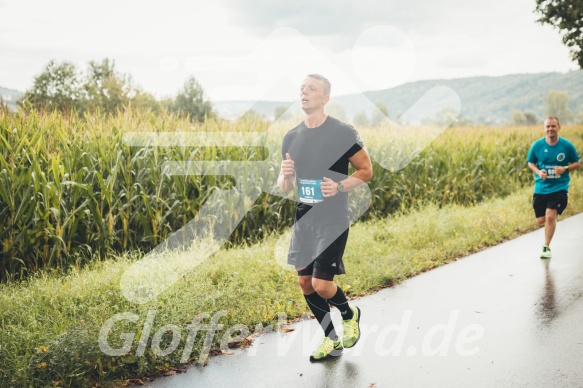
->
<box><xmin>281</xmin><ymin>116</ymin><xmax>363</xmax><ymax>226</ymax></box>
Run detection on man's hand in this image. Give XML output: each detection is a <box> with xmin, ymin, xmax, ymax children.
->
<box><xmin>555</xmin><ymin>166</ymin><xmax>568</xmax><ymax>176</ymax></box>
<box><xmin>539</xmin><ymin>169</ymin><xmax>547</xmax><ymax>180</ymax></box>
<box><xmin>278</xmin><ymin>153</ymin><xmax>296</xmax><ymax>193</ymax></box>
<box><xmin>280</xmin><ymin>153</ymin><xmax>295</xmax><ymax>177</ymax></box>
<box><xmin>321</xmin><ymin>177</ymin><xmax>339</xmax><ymax>198</ymax></box>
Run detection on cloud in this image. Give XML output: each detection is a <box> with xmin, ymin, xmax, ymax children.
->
<box><xmin>216</xmin><ymin>1</ymin><xmax>403</xmax><ymax>37</ymax></box>
<box><xmin>216</xmin><ymin>0</ymin><xmax>533</xmax><ymax>52</ymax></box>
<box><xmin>218</xmin><ymin>0</ymin><xmax>404</xmax><ymax>50</ymax></box>
<box><xmin>438</xmin><ymin>49</ymin><xmax>489</xmax><ymax>68</ymax></box>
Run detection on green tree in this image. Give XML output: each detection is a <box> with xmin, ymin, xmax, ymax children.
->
<box><xmin>511</xmin><ymin>109</ymin><xmax>527</xmax><ymax>125</ymax></box>
<box><xmin>544</xmin><ymin>91</ymin><xmax>573</xmax><ymax>122</ymax></box>
<box><xmin>371</xmin><ymin>101</ymin><xmax>389</xmax><ymax>126</ymax></box>
<box><xmin>84</xmin><ymin>58</ymin><xmax>134</xmax><ymax>114</ymax></box>
<box><xmin>524</xmin><ymin>111</ymin><xmax>539</xmax><ymax>125</ymax></box>
<box><xmin>535</xmin><ymin>0</ymin><xmax>583</xmax><ymax>68</ymax></box>
<box><xmin>131</xmin><ymin>90</ymin><xmax>164</xmax><ymax>114</ymax></box>
<box><xmin>353</xmin><ymin>110</ymin><xmax>370</xmax><ymax>127</ymax></box>
<box><xmin>237</xmin><ymin>109</ymin><xmax>264</xmax><ymax>123</ymax></box>
<box><xmin>173</xmin><ymin>76</ymin><xmax>214</xmax><ymax>122</ymax></box>
<box><xmin>159</xmin><ymin>96</ymin><xmax>175</xmax><ymax>112</ymax></box>
<box><xmin>425</xmin><ymin>107</ymin><xmax>464</xmax><ymax>126</ymax></box>
<box><xmin>22</xmin><ymin>60</ymin><xmax>84</xmax><ymax>113</ymax></box>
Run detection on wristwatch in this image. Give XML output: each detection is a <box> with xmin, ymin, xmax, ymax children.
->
<box><xmin>337</xmin><ymin>181</ymin><xmax>346</xmax><ymax>192</ymax></box>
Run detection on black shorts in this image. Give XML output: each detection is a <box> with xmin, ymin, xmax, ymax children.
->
<box><xmin>287</xmin><ymin>222</ymin><xmax>349</xmax><ymax>277</ymax></box>
<box><xmin>532</xmin><ymin>190</ymin><xmax>568</xmax><ymax>218</ymax></box>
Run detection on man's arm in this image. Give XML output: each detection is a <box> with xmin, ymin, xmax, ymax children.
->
<box><xmin>565</xmin><ymin>161</ymin><xmax>580</xmax><ymax>173</ymax></box>
<box><xmin>551</xmin><ymin>162</ymin><xmax>580</xmax><ymax>176</ymax></box>
<box><xmin>565</xmin><ymin>143</ymin><xmax>580</xmax><ymax>174</ymax></box>
<box><xmin>321</xmin><ymin>148</ymin><xmax>373</xmax><ymax>197</ymax></box>
<box><xmin>528</xmin><ymin>162</ymin><xmax>547</xmax><ymax>180</ymax></box>
<box><xmin>343</xmin><ymin>148</ymin><xmax>373</xmax><ymax>188</ymax></box>
<box><xmin>278</xmin><ymin>174</ymin><xmax>295</xmax><ymax>193</ymax></box>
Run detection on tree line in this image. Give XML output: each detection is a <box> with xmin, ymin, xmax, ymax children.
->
<box><xmin>511</xmin><ymin>90</ymin><xmax>583</xmax><ymax>125</ymax></box>
<box><xmin>20</xmin><ymin>59</ymin><xmax>213</xmax><ymax>122</ymax></box>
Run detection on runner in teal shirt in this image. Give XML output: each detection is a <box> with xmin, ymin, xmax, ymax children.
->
<box><xmin>527</xmin><ymin>137</ymin><xmax>578</xmax><ymax>194</ymax></box>
<box><xmin>527</xmin><ymin>117</ymin><xmax>580</xmax><ymax>258</ymax></box>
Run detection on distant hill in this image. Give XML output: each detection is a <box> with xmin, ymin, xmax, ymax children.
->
<box><xmin>214</xmin><ymin>71</ymin><xmax>583</xmax><ymax>125</ymax></box>
<box><xmin>4</xmin><ymin>71</ymin><xmax>583</xmax><ymax>123</ymax></box>
<box><xmin>0</xmin><ymin>87</ymin><xmax>23</xmax><ymax>111</ymax></box>
<box><xmin>359</xmin><ymin>71</ymin><xmax>583</xmax><ymax>125</ymax></box>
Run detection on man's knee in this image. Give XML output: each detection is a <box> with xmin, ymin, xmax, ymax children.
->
<box><xmin>298</xmin><ymin>275</ymin><xmax>314</xmax><ymax>293</ymax></box>
<box><xmin>545</xmin><ymin>209</ymin><xmax>558</xmax><ymax>222</ymax></box>
<box><xmin>312</xmin><ymin>278</ymin><xmax>336</xmax><ymax>299</ymax></box>
<box><xmin>536</xmin><ymin>216</ymin><xmax>546</xmax><ymax>226</ymax></box>
<box><xmin>312</xmin><ymin>280</ymin><xmax>326</xmax><ymax>295</ymax></box>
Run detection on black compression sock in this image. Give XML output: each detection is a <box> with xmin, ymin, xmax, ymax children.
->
<box><xmin>328</xmin><ymin>287</ymin><xmax>354</xmax><ymax>320</ymax></box>
<box><xmin>304</xmin><ymin>292</ymin><xmax>336</xmax><ymax>339</ymax></box>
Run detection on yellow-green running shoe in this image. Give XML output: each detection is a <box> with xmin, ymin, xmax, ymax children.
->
<box><xmin>309</xmin><ymin>336</ymin><xmax>343</xmax><ymax>361</ymax></box>
<box><xmin>342</xmin><ymin>306</ymin><xmax>361</xmax><ymax>348</ymax></box>
<box><xmin>540</xmin><ymin>246</ymin><xmax>552</xmax><ymax>259</ymax></box>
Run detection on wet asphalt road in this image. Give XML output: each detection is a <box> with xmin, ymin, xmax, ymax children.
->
<box><xmin>147</xmin><ymin>213</ymin><xmax>583</xmax><ymax>387</ymax></box>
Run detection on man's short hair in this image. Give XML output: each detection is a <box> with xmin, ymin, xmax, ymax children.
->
<box><xmin>545</xmin><ymin>116</ymin><xmax>561</xmax><ymax>126</ymax></box>
<box><xmin>306</xmin><ymin>74</ymin><xmax>331</xmax><ymax>97</ymax></box>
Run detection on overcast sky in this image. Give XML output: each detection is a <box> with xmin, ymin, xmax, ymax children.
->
<box><xmin>0</xmin><ymin>0</ymin><xmax>578</xmax><ymax>101</ymax></box>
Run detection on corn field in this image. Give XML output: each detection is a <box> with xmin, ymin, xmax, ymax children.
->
<box><xmin>1</xmin><ymin>108</ymin><xmax>581</xmax><ymax>280</ymax></box>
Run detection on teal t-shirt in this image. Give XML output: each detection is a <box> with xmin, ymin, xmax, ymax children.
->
<box><xmin>527</xmin><ymin>137</ymin><xmax>580</xmax><ymax>194</ymax></box>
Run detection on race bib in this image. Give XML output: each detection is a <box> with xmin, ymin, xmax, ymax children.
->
<box><xmin>542</xmin><ymin>165</ymin><xmax>561</xmax><ymax>179</ymax></box>
<box><xmin>298</xmin><ymin>178</ymin><xmax>323</xmax><ymax>203</ymax></box>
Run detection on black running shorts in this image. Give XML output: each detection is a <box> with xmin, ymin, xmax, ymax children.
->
<box><xmin>532</xmin><ymin>190</ymin><xmax>568</xmax><ymax>218</ymax></box>
<box><xmin>288</xmin><ymin>222</ymin><xmax>349</xmax><ymax>276</ymax></box>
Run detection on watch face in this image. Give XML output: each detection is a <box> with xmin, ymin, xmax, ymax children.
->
<box><xmin>338</xmin><ymin>183</ymin><xmax>345</xmax><ymax>192</ymax></box>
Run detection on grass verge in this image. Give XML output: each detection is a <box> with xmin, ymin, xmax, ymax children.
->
<box><xmin>1</xmin><ymin>174</ymin><xmax>582</xmax><ymax>387</ymax></box>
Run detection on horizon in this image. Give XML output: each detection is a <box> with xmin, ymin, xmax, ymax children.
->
<box><xmin>2</xmin><ymin>69</ymin><xmax>581</xmax><ymax>104</ymax></box>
